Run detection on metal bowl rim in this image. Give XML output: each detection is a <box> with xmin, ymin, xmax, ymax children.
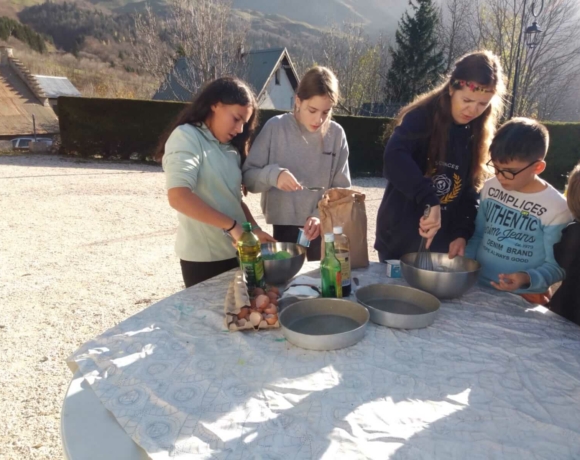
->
<box><xmin>400</xmin><ymin>252</ymin><xmax>482</xmax><ymax>275</ymax></box>
<box><xmin>354</xmin><ymin>283</ymin><xmax>441</xmax><ymax>315</ymax></box>
<box><xmin>261</xmin><ymin>242</ymin><xmax>307</xmax><ymax>259</ymax></box>
<box><xmin>279</xmin><ymin>298</ymin><xmax>370</xmax><ymax>339</ymax></box>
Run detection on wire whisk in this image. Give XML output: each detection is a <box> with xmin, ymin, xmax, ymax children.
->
<box><xmin>415</xmin><ymin>205</ymin><xmax>434</xmax><ymax>271</ymax></box>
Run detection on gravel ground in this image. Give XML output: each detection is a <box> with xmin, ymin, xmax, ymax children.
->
<box><xmin>0</xmin><ymin>154</ymin><xmax>386</xmax><ymax>459</ymax></box>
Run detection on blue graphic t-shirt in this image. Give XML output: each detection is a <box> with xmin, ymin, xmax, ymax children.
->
<box><xmin>465</xmin><ymin>177</ymin><xmax>572</xmax><ymax>293</ymax></box>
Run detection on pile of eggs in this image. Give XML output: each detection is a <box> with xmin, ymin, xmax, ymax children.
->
<box><xmin>236</xmin><ymin>286</ymin><xmax>280</xmax><ymax>328</ymax></box>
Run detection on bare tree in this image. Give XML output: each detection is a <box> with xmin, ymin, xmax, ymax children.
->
<box><xmin>320</xmin><ymin>22</ymin><xmax>390</xmax><ymax>115</ymax></box>
<box><xmin>438</xmin><ymin>0</ymin><xmax>473</xmax><ymax>72</ymax></box>
<box><xmin>516</xmin><ymin>0</ymin><xmax>580</xmax><ymax>119</ymax></box>
<box><xmin>132</xmin><ymin>4</ymin><xmax>175</xmax><ymax>84</ymax></box>
<box><xmin>132</xmin><ymin>0</ymin><xmax>249</xmax><ymax>98</ymax></box>
<box><xmin>440</xmin><ymin>0</ymin><xmax>580</xmax><ymax>120</ymax></box>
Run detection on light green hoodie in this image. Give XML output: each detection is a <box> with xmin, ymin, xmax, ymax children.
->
<box><xmin>163</xmin><ymin>123</ymin><xmax>246</xmax><ymax>262</ymax></box>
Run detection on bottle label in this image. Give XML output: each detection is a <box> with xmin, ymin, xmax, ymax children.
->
<box><xmin>241</xmin><ymin>258</ymin><xmax>264</xmax><ymax>287</ymax></box>
<box><xmin>321</xmin><ymin>267</ymin><xmax>342</xmax><ymax>298</ymax></box>
<box><xmin>335</xmin><ymin>251</ymin><xmax>351</xmax><ymax>288</ymax></box>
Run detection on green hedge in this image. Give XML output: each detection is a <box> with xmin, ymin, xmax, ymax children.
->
<box><xmin>543</xmin><ymin>122</ymin><xmax>580</xmax><ymax>190</ymax></box>
<box><xmin>59</xmin><ymin>97</ymin><xmax>578</xmax><ymax>188</ymax></box>
<box><xmin>58</xmin><ymin>97</ymin><xmax>188</xmax><ymax>159</ymax></box>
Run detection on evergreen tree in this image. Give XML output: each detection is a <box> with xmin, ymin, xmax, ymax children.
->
<box><xmin>0</xmin><ymin>17</ymin><xmax>47</xmax><ymax>53</ymax></box>
<box><xmin>386</xmin><ymin>0</ymin><xmax>444</xmax><ymax>103</ymax></box>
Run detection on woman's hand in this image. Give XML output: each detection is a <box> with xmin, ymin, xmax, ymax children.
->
<box><xmin>304</xmin><ymin>217</ymin><xmax>321</xmax><ymax>241</ymax></box>
<box><xmin>277</xmin><ymin>171</ymin><xmax>303</xmax><ymax>192</ymax></box>
<box><xmin>448</xmin><ymin>238</ymin><xmax>466</xmax><ymax>259</ymax></box>
<box><xmin>254</xmin><ymin>229</ymin><xmax>277</xmax><ymax>243</ymax></box>
<box><xmin>419</xmin><ymin>205</ymin><xmax>441</xmax><ymax>248</ymax></box>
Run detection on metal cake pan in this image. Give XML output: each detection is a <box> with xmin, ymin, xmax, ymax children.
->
<box><xmin>355</xmin><ymin>283</ymin><xmax>440</xmax><ymax>329</ymax></box>
<box><xmin>279</xmin><ymin>298</ymin><xmax>369</xmax><ymax>351</ymax></box>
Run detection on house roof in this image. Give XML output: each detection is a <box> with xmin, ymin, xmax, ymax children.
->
<box><xmin>153</xmin><ymin>47</ymin><xmax>299</xmax><ymax>102</ymax></box>
<box><xmin>0</xmin><ymin>65</ymin><xmax>59</xmax><ymax>136</ymax></box>
<box><xmin>244</xmin><ymin>48</ymin><xmax>299</xmax><ymax>98</ymax></box>
<box><xmin>33</xmin><ymin>75</ymin><xmax>81</xmax><ymax>98</ymax></box>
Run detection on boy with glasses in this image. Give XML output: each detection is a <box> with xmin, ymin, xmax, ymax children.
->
<box><xmin>465</xmin><ymin>118</ymin><xmax>572</xmax><ymax>304</ymax></box>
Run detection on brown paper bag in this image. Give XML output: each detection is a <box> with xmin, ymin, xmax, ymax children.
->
<box><xmin>318</xmin><ymin>188</ymin><xmax>369</xmax><ymax>268</ymax></box>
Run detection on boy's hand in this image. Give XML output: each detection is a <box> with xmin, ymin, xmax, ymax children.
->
<box><xmin>448</xmin><ymin>238</ymin><xmax>466</xmax><ymax>259</ymax></box>
<box><xmin>491</xmin><ymin>272</ymin><xmax>531</xmax><ymax>291</ymax></box>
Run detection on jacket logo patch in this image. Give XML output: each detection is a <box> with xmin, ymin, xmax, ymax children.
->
<box><xmin>435</xmin><ymin>173</ymin><xmax>462</xmax><ymax>204</ymax></box>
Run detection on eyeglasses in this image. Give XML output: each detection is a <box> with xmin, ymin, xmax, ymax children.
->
<box><xmin>486</xmin><ymin>159</ymin><xmax>540</xmax><ymax>180</ymax></box>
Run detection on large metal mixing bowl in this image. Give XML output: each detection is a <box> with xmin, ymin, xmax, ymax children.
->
<box><xmin>261</xmin><ymin>242</ymin><xmax>306</xmax><ymax>285</ymax></box>
<box><xmin>400</xmin><ymin>253</ymin><xmax>481</xmax><ymax>299</ymax></box>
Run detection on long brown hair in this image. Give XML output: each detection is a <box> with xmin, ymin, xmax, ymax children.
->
<box><xmin>155</xmin><ymin>77</ymin><xmax>258</xmax><ymax>162</ymax></box>
<box><xmin>567</xmin><ymin>162</ymin><xmax>580</xmax><ymax>221</ymax></box>
<box><xmin>395</xmin><ymin>50</ymin><xmax>506</xmax><ymax>190</ymax></box>
<box><xmin>295</xmin><ymin>66</ymin><xmax>340</xmax><ymax>135</ymax></box>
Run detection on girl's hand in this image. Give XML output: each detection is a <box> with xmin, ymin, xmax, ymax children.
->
<box><xmin>448</xmin><ymin>238</ymin><xmax>466</xmax><ymax>259</ymax></box>
<box><xmin>304</xmin><ymin>217</ymin><xmax>321</xmax><ymax>241</ymax></box>
<box><xmin>419</xmin><ymin>205</ymin><xmax>441</xmax><ymax>248</ymax></box>
<box><xmin>228</xmin><ymin>221</ymin><xmax>244</xmax><ymax>242</ymax></box>
<box><xmin>254</xmin><ymin>229</ymin><xmax>277</xmax><ymax>243</ymax></box>
<box><xmin>277</xmin><ymin>171</ymin><xmax>303</xmax><ymax>192</ymax></box>
<box><xmin>491</xmin><ymin>272</ymin><xmax>531</xmax><ymax>291</ymax></box>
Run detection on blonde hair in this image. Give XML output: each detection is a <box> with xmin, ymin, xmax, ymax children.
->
<box><xmin>295</xmin><ymin>66</ymin><xmax>340</xmax><ymax>134</ymax></box>
<box><xmin>395</xmin><ymin>50</ymin><xmax>506</xmax><ymax>191</ymax></box>
<box><xmin>567</xmin><ymin>162</ymin><xmax>580</xmax><ymax>220</ymax></box>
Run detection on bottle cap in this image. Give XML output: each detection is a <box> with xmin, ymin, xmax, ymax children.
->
<box><xmin>324</xmin><ymin>233</ymin><xmax>335</xmax><ymax>243</ymax></box>
<box><xmin>333</xmin><ymin>226</ymin><xmax>343</xmax><ymax>234</ymax></box>
<box><xmin>242</xmin><ymin>222</ymin><xmax>252</xmax><ymax>232</ymax></box>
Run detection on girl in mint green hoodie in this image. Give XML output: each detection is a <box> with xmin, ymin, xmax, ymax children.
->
<box><xmin>157</xmin><ymin>77</ymin><xmax>274</xmax><ymax>288</ymax></box>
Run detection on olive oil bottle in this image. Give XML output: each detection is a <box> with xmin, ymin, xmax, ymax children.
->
<box><xmin>237</xmin><ymin>222</ymin><xmax>265</xmax><ymax>290</ymax></box>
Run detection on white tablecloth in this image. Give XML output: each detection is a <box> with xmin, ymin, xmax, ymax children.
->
<box><xmin>68</xmin><ymin>262</ymin><xmax>580</xmax><ymax>459</ymax></box>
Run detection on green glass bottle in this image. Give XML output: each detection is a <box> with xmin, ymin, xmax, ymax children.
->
<box><xmin>321</xmin><ymin>233</ymin><xmax>343</xmax><ymax>298</ymax></box>
<box><xmin>237</xmin><ymin>222</ymin><xmax>265</xmax><ymax>290</ymax></box>
<box><xmin>333</xmin><ymin>226</ymin><xmax>352</xmax><ymax>297</ymax></box>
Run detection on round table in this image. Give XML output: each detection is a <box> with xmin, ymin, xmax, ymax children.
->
<box><xmin>61</xmin><ymin>263</ymin><xmax>580</xmax><ymax>459</ymax></box>
<box><xmin>61</xmin><ymin>371</ymin><xmax>147</xmax><ymax>460</ymax></box>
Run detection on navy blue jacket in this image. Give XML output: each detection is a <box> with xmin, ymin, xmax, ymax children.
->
<box><xmin>374</xmin><ymin>107</ymin><xmax>478</xmax><ymax>259</ymax></box>
<box><xmin>549</xmin><ymin>220</ymin><xmax>580</xmax><ymax>326</ymax></box>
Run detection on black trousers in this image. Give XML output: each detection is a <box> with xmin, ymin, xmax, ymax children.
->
<box><xmin>273</xmin><ymin>225</ymin><xmax>321</xmax><ymax>261</ymax></box>
<box><xmin>180</xmin><ymin>258</ymin><xmax>238</xmax><ymax>288</ymax></box>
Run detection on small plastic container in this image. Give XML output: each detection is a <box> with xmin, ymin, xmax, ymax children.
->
<box><xmin>386</xmin><ymin>260</ymin><xmax>401</xmax><ymax>278</ymax></box>
<box><xmin>297</xmin><ymin>228</ymin><xmax>311</xmax><ymax>247</ymax></box>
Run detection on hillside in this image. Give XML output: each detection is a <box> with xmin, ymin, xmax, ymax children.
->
<box><xmin>18</xmin><ymin>0</ymin><xmax>410</xmax><ymax>35</ymax></box>
<box><xmin>232</xmin><ymin>0</ymin><xmax>408</xmax><ymax>34</ymax></box>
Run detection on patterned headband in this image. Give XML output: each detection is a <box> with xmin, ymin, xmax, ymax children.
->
<box><xmin>451</xmin><ymin>79</ymin><xmax>494</xmax><ymax>93</ymax></box>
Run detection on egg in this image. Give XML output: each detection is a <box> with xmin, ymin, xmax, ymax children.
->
<box><xmin>237</xmin><ymin>307</ymin><xmax>250</xmax><ymax>320</ymax></box>
<box><xmin>253</xmin><ymin>287</ymin><xmax>265</xmax><ymax>297</ymax></box>
<box><xmin>267</xmin><ymin>286</ymin><xmax>280</xmax><ymax>295</ymax></box>
<box><xmin>264</xmin><ymin>305</ymin><xmax>278</xmax><ymax>315</ymax></box>
<box><xmin>249</xmin><ymin>311</ymin><xmax>262</xmax><ymax>327</ymax></box>
<box><xmin>265</xmin><ymin>314</ymin><xmax>278</xmax><ymax>325</ymax></box>
<box><xmin>250</xmin><ymin>298</ymin><xmax>257</xmax><ymax>309</ymax></box>
<box><xmin>268</xmin><ymin>292</ymin><xmax>278</xmax><ymax>305</ymax></box>
<box><xmin>255</xmin><ymin>294</ymin><xmax>270</xmax><ymax>310</ymax></box>
<box><xmin>237</xmin><ymin>318</ymin><xmax>247</xmax><ymax>328</ymax></box>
